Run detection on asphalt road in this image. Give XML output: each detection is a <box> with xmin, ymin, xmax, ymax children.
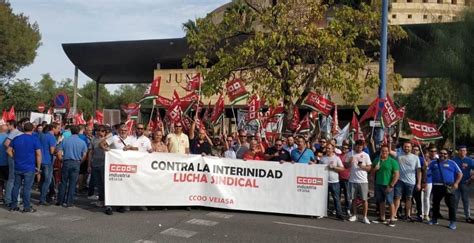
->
<box><xmin>0</xmin><ymin>192</ymin><xmax>473</xmax><ymax>243</ymax></box>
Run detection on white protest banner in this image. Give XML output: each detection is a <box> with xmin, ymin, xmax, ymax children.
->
<box><xmin>105</xmin><ymin>150</ymin><xmax>328</xmax><ymax>217</ymax></box>
<box><xmin>30</xmin><ymin>112</ymin><xmax>52</xmax><ymax>124</ymax></box>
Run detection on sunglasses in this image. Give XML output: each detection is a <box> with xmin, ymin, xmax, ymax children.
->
<box><xmin>175</xmin><ymin>126</ymin><xmax>182</xmax><ymax>128</ymax></box>
<box><xmin>275</xmin><ymin>144</ymin><xmax>283</xmax><ymax>146</ymax></box>
<box><xmin>240</xmin><ymin>135</ymin><xmax>247</xmax><ymax>137</ymax></box>
<box><xmin>120</xmin><ymin>130</ymin><xmax>128</xmax><ymax>132</ymax></box>
<box><xmin>99</xmin><ymin>130</ymin><xmax>106</xmax><ymax>132</ymax></box>
<box><xmin>440</xmin><ymin>152</ymin><xmax>448</xmax><ymax>155</ymax></box>
<box><xmin>430</xmin><ymin>150</ymin><xmax>437</xmax><ymax>153</ymax></box>
<box><xmin>137</xmin><ymin>127</ymin><xmax>144</xmax><ymax>130</ymax></box>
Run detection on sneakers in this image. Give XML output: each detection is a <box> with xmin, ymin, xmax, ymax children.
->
<box><xmin>372</xmin><ymin>218</ymin><xmax>387</xmax><ymax>224</ymax></box>
<box><xmin>93</xmin><ymin>201</ymin><xmax>104</xmax><ymax>207</ymax></box>
<box><xmin>348</xmin><ymin>215</ymin><xmax>357</xmax><ymax>222</ymax></box>
<box><xmin>387</xmin><ymin>220</ymin><xmax>396</xmax><ymax>227</ymax></box>
<box><xmin>104</xmin><ymin>207</ymin><xmax>113</xmax><ymax>215</ymax></box>
<box><xmin>346</xmin><ymin>210</ymin><xmax>352</xmax><ymax>217</ymax></box>
<box><xmin>362</xmin><ymin>217</ymin><xmax>371</xmax><ymax>224</ymax></box>
<box><xmin>428</xmin><ymin>219</ymin><xmax>438</xmax><ymax>225</ymax></box>
<box><xmin>87</xmin><ymin>195</ymin><xmax>99</xmax><ymax>200</ymax></box>
<box><xmin>423</xmin><ymin>215</ymin><xmax>430</xmax><ymax>222</ymax></box>
<box><xmin>9</xmin><ymin>207</ymin><xmax>20</xmax><ymax>212</ymax></box>
<box><xmin>448</xmin><ymin>221</ymin><xmax>456</xmax><ymax>230</ymax></box>
<box><xmin>22</xmin><ymin>208</ymin><xmax>37</xmax><ymax>213</ymax></box>
<box><xmin>38</xmin><ymin>202</ymin><xmax>50</xmax><ymax>206</ymax></box>
<box><xmin>336</xmin><ymin>215</ymin><xmax>345</xmax><ymax>221</ymax></box>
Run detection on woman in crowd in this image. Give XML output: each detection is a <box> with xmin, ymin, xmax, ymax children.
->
<box><xmin>150</xmin><ymin>130</ymin><xmax>168</xmax><ymax>153</ymax></box>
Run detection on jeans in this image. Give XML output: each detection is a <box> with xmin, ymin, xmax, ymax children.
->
<box><xmin>57</xmin><ymin>160</ymin><xmax>80</xmax><ymax>205</ymax></box>
<box><xmin>39</xmin><ymin>164</ymin><xmax>54</xmax><ymax>203</ymax></box>
<box><xmin>339</xmin><ymin>179</ymin><xmax>351</xmax><ymax>211</ymax></box>
<box><xmin>4</xmin><ymin>157</ymin><xmax>15</xmax><ymax>204</ymax></box>
<box><xmin>432</xmin><ymin>185</ymin><xmax>456</xmax><ymax>222</ymax></box>
<box><xmin>328</xmin><ymin>182</ymin><xmax>342</xmax><ymax>216</ymax></box>
<box><xmin>455</xmin><ymin>183</ymin><xmax>471</xmax><ymax>219</ymax></box>
<box><xmin>90</xmin><ymin>166</ymin><xmax>104</xmax><ymax>201</ymax></box>
<box><xmin>11</xmin><ymin>171</ymin><xmax>35</xmax><ymax>209</ymax></box>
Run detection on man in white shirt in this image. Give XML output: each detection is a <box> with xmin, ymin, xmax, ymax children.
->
<box><xmin>319</xmin><ymin>144</ymin><xmax>345</xmax><ymax>220</ymax></box>
<box><xmin>166</xmin><ymin>122</ymin><xmax>189</xmax><ymax>154</ymax></box>
<box><xmin>130</xmin><ymin>123</ymin><xmax>152</xmax><ymax>152</ymax></box>
<box><xmin>346</xmin><ymin>140</ymin><xmax>372</xmax><ymax>224</ymax></box>
<box><xmin>105</xmin><ymin>124</ymin><xmax>136</xmax><ymax>151</ymax></box>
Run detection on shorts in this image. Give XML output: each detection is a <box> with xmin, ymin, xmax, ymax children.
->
<box><xmin>394</xmin><ymin>180</ymin><xmax>415</xmax><ymax>199</ymax></box>
<box><xmin>375</xmin><ymin>184</ymin><xmax>394</xmax><ymax>205</ymax></box>
<box><xmin>351</xmin><ymin>183</ymin><xmax>369</xmax><ymax>201</ymax></box>
<box><xmin>0</xmin><ymin>165</ymin><xmax>8</xmax><ymax>181</ymax></box>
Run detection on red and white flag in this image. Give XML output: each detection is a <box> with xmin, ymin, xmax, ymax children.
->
<box><xmin>331</xmin><ymin>104</ymin><xmax>339</xmax><ymax>136</ymax></box>
<box><xmin>359</xmin><ymin>98</ymin><xmax>379</xmax><ymax>123</ymax></box>
<box><xmin>267</xmin><ymin>100</ymin><xmax>284</xmax><ymax>118</ymax></box>
<box><xmin>179</xmin><ymin>91</ymin><xmax>200</xmax><ymax>113</ymax></box>
<box><xmin>143</xmin><ymin>76</ymin><xmax>161</xmax><ymax>97</ymax></box>
<box><xmin>7</xmin><ymin>106</ymin><xmax>15</xmax><ymax>121</ymax></box>
<box><xmin>210</xmin><ymin>94</ymin><xmax>225</xmax><ymax>125</ymax></box>
<box><xmin>182</xmin><ymin>73</ymin><xmax>201</xmax><ymax>92</ymax></box>
<box><xmin>441</xmin><ymin>104</ymin><xmax>456</xmax><ymax>123</ymax></box>
<box><xmin>225</xmin><ymin>79</ymin><xmax>248</xmax><ymax>104</ymax></box>
<box><xmin>302</xmin><ymin>92</ymin><xmax>334</xmax><ymax>116</ymax></box>
<box><xmin>87</xmin><ymin>117</ymin><xmax>94</xmax><ymax>128</ymax></box>
<box><xmin>408</xmin><ymin>119</ymin><xmax>443</xmax><ymax>141</ymax></box>
<box><xmin>74</xmin><ymin>112</ymin><xmax>86</xmax><ymax>125</ymax></box>
<box><xmin>382</xmin><ymin>94</ymin><xmax>402</xmax><ymax>127</ymax></box>
<box><xmin>1</xmin><ymin>109</ymin><xmax>7</xmax><ymax>122</ymax></box>
<box><xmin>168</xmin><ymin>91</ymin><xmax>183</xmax><ymax>123</ymax></box>
<box><xmin>156</xmin><ymin>95</ymin><xmax>173</xmax><ymax>108</ymax></box>
<box><xmin>95</xmin><ymin>110</ymin><xmax>104</xmax><ymax>124</ymax></box>
<box><xmin>246</xmin><ymin>95</ymin><xmax>261</xmax><ymax>122</ymax></box>
<box><xmin>296</xmin><ymin>113</ymin><xmax>311</xmax><ymax>134</ymax></box>
<box><xmin>350</xmin><ymin>112</ymin><xmax>364</xmax><ymax>141</ymax></box>
<box><xmin>288</xmin><ymin>107</ymin><xmax>300</xmax><ymax>132</ymax></box>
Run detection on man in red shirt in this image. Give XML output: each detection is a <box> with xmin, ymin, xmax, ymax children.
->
<box><xmin>242</xmin><ymin>139</ymin><xmax>265</xmax><ymax>161</ymax></box>
<box><xmin>339</xmin><ymin>144</ymin><xmax>351</xmax><ymax>216</ymax></box>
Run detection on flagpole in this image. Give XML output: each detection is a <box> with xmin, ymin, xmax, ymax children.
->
<box><xmin>149</xmin><ymin>101</ymin><xmax>156</xmax><ymax>129</ymax></box>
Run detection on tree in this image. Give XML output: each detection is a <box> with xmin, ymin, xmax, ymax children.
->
<box><xmin>183</xmin><ymin>0</ymin><xmax>406</xmax><ymax>125</ymax></box>
<box><xmin>111</xmin><ymin>84</ymin><xmax>148</xmax><ymax>108</ymax></box>
<box><xmin>77</xmin><ymin>81</ymin><xmax>113</xmax><ymax>118</ymax></box>
<box><xmin>0</xmin><ymin>0</ymin><xmax>41</xmax><ymax>81</ymax></box>
<box><xmin>1</xmin><ymin>78</ymin><xmax>39</xmax><ymax>110</ymax></box>
<box><xmin>396</xmin><ymin>78</ymin><xmax>474</xmax><ymax>146</ymax></box>
<box><xmin>36</xmin><ymin>73</ymin><xmax>58</xmax><ymax>105</ymax></box>
<box><xmin>415</xmin><ymin>10</ymin><xmax>474</xmax><ymax>113</ymax></box>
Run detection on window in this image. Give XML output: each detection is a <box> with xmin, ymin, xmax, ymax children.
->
<box><xmin>423</xmin><ymin>15</ymin><xmax>428</xmax><ymax>19</ymax></box>
<box><xmin>408</xmin><ymin>14</ymin><xmax>413</xmax><ymax>19</ymax></box>
<box><xmin>452</xmin><ymin>0</ymin><xmax>457</xmax><ymax>4</ymax></box>
<box><xmin>392</xmin><ymin>14</ymin><xmax>397</xmax><ymax>19</ymax></box>
<box><xmin>437</xmin><ymin>0</ymin><xmax>443</xmax><ymax>3</ymax></box>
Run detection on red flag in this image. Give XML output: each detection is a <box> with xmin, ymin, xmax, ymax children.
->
<box><xmin>95</xmin><ymin>110</ymin><xmax>103</xmax><ymax>124</ymax></box>
<box><xmin>246</xmin><ymin>95</ymin><xmax>261</xmax><ymax>122</ymax></box>
<box><xmin>398</xmin><ymin>106</ymin><xmax>406</xmax><ymax>119</ymax></box>
<box><xmin>442</xmin><ymin>104</ymin><xmax>456</xmax><ymax>121</ymax></box>
<box><xmin>288</xmin><ymin>107</ymin><xmax>300</xmax><ymax>132</ymax></box>
<box><xmin>359</xmin><ymin>98</ymin><xmax>378</xmax><ymax>123</ymax></box>
<box><xmin>47</xmin><ymin>107</ymin><xmax>53</xmax><ymax>115</ymax></box>
<box><xmin>121</xmin><ymin>103</ymin><xmax>141</xmax><ymax>117</ymax></box>
<box><xmin>210</xmin><ymin>94</ymin><xmax>225</xmax><ymax>125</ymax></box>
<box><xmin>202</xmin><ymin>100</ymin><xmax>211</xmax><ymax>123</ymax></box>
<box><xmin>74</xmin><ymin>112</ymin><xmax>86</xmax><ymax>125</ymax></box>
<box><xmin>408</xmin><ymin>119</ymin><xmax>443</xmax><ymax>141</ymax></box>
<box><xmin>8</xmin><ymin>106</ymin><xmax>15</xmax><ymax>121</ymax></box>
<box><xmin>87</xmin><ymin>117</ymin><xmax>94</xmax><ymax>128</ymax></box>
<box><xmin>180</xmin><ymin>91</ymin><xmax>200</xmax><ymax>113</ymax></box>
<box><xmin>302</xmin><ymin>92</ymin><xmax>334</xmax><ymax>116</ymax></box>
<box><xmin>156</xmin><ymin>95</ymin><xmax>173</xmax><ymax>108</ymax></box>
<box><xmin>143</xmin><ymin>76</ymin><xmax>161</xmax><ymax>97</ymax></box>
<box><xmin>382</xmin><ymin>94</ymin><xmax>402</xmax><ymax>127</ymax></box>
<box><xmin>125</xmin><ymin>116</ymin><xmax>135</xmax><ymax>136</ymax></box>
<box><xmin>225</xmin><ymin>79</ymin><xmax>249</xmax><ymax>104</ymax></box>
<box><xmin>182</xmin><ymin>73</ymin><xmax>201</xmax><ymax>92</ymax></box>
<box><xmin>296</xmin><ymin>113</ymin><xmax>311</xmax><ymax>133</ymax></box>
<box><xmin>168</xmin><ymin>91</ymin><xmax>183</xmax><ymax>123</ymax></box>
<box><xmin>332</xmin><ymin>104</ymin><xmax>339</xmax><ymax>136</ymax></box>
<box><xmin>268</xmin><ymin>100</ymin><xmax>284</xmax><ymax>118</ymax></box>
<box><xmin>351</xmin><ymin>112</ymin><xmax>364</xmax><ymax>141</ymax></box>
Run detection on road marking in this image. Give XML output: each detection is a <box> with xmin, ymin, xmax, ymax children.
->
<box><xmin>0</xmin><ymin>219</ymin><xmax>16</xmax><ymax>226</ymax></box>
<box><xmin>186</xmin><ymin>218</ymin><xmax>219</xmax><ymax>226</ymax></box>
<box><xmin>273</xmin><ymin>221</ymin><xmax>422</xmax><ymax>242</ymax></box>
<box><xmin>8</xmin><ymin>223</ymin><xmax>48</xmax><ymax>232</ymax></box>
<box><xmin>57</xmin><ymin>215</ymin><xmax>85</xmax><ymax>222</ymax></box>
<box><xmin>206</xmin><ymin>212</ymin><xmax>234</xmax><ymax>219</ymax></box>
<box><xmin>160</xmin><ymin>228</ymin><xmax>197</xmax><ymax>238</ymax></box>
<box><xmin>29</xmin><ymin>210</ymin><xmax>57</xmax><ymax>217</ymax></box>
<box><xmin>134</xmin><ymin>240</ymin><xmax>157</xmax><ymax>243</ymax></box>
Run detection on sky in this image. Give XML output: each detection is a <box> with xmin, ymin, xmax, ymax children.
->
<box><xmin>9</xmin><ymin>0</ymin><xmax>229</xmax><ymax>91</ymax></box>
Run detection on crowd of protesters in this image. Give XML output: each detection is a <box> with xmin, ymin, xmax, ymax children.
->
<box><xmin>0</xmin><ymin>118</ymin><xmax>473</xmax><ymax>231</ymax></box>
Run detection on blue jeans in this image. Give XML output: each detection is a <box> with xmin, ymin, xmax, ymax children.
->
<box><xmin>11</xmin><ymin>171</ymin><xmax>35</xmax><ymax>209</ymax></box>
<box><xmin>339</xmin><ymin>179</ymin><xmax>351</xmax><ymax>211</ymax></box>
<box><xmin>328</xmin><ymin>182</ymin><xmax>342</xmax><ymax>216</ymax></box>
<box><xmin>39</xmin><ymin>164</ymin><xmax>54</xmax><ymax>203</ymax></box>
<box><xmin>57</xmin><ymin>160</ymin><xmax>80</xmax><ymax>205</ymax></box>
<box><xmin>89</xmin><ymin>166</ymin><xmax>105</xmax><ymax>201</ymax></box>
<box><xmin>455</xmin><ymin>183</ymin><xmax>471</xmax><ymax>218</ymax></box>
<box><xmin>4</xmin><ymin>157</ymin><xmax>15</xmax><ymax>204</ymax></box>
<box><xmin>375</xmin><ymin>184</ymin><xmax>394</xmax><ymax>205</ymax></box>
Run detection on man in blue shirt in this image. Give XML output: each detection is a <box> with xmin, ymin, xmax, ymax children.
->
<box><xmin>291</xmin><ymin>136</ymin><xmax>315</xmax><ymax>164</ymax></box>
<box><xmin>3</xmin><ymin>120</ymin><xmax>23</xmax><ymax>207</ymax></box>
<box><xmin>57</xmin><ymin>125</ymin><xmax>87</xmax><ymax>207</ymax></box>
<box><xmin>427</xmin><ymin>148</ymin><xmax>463</xmax><ymax>230</ymax></box>
<box><xmin>452</xmin><ymin>145</ymin><xmax>474</xmax><ymax>223</ymax></box>
<box><xmin>7</xmin><ymin>122</ymin><xmax>41</xmax><ymax>213</ymax></box>
<box><xmin>38</xmin><ymin>122</ymin><xmax>60</xmax><ymax>206</ymax></box>
<box><xmin>0</xmin><ymin>123</ymin><xmax>9</xmax><ymax>204</ymax></box>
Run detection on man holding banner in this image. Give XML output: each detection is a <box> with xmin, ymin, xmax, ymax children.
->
<box><xmin>166</xmin><ymin>122</ymin><xmax>189</xmax><ymax>154</ymax></box>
